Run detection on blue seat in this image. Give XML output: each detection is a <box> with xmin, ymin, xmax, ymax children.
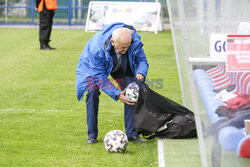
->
<box><xmin>193</xmin><ymin>69</ymin><xmax>247</xmax><ymax>153</ymax></box>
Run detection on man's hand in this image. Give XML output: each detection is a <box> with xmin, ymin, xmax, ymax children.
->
<box><xmin>136</xmin><ymin>73</ymin><xmax>144</xmax><ymax>80</ymax></box>
<box><xmin>119</xmin><ymin>90</ymin><xmax>136</xmax><ymax>105</ymax></box>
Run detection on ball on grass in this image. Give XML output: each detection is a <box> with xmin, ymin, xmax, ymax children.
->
<box><xmin>104</xmin><ymin>130</ymin><xmax>128</xmax><ymax>153</ymax></box>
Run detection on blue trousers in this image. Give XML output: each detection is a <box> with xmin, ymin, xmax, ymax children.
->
<box><xmin>86</xmin><ymin>76</ymin><xmax>137</xmax><ymax>139</ymax></box>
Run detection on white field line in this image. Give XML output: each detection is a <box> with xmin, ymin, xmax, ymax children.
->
<box><xmin>158</xmin><ymin>138</ymin><xmax>166</xmax><ymax>167</ymax></box>
<box><xmin>0</xmin><ymin>108</ymin><xmax>121</xmax><ymax>114</ymax></box>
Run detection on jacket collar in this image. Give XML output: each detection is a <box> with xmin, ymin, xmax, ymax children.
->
<box><xmin>104</xmin><ymin>35</ymin><xmax>112</xmax><ymax>50</ymax></box>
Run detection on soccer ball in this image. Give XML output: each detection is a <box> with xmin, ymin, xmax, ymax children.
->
<box><xmin>126</xmin><ymin>89</ymin><xmax>139</xmax><ymax>101</ymax></box>
<box><xmin>104</xmin><ymin>130</ymin><xmax>128</xmax><ymax>153</ymax></box>
<box><xmin>125</xmin><ymin>82</ymin><xmax>139</xmax><ymax>102</ymax></box>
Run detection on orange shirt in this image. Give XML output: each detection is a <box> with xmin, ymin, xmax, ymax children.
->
<box><xmin>38</xmin><ymin>0</ymin><xmax>57</xmax><ymax>12</ymax></box>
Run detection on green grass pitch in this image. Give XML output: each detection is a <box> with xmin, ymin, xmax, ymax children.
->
<box><xmin>0</xmin><ymin>28</ymin><xmax>201</xmax><ymax>167</ymax></box>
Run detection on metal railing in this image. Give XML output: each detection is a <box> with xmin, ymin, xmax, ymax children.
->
<box><xmin>0</xmin><ymin>0</ymin><xmax>89</xmax><ymax>25</ymax></box>
<box><xmin>0</xmin><ymin>0</ymin><xmax>168</xmax><ymax>26</ymax></box>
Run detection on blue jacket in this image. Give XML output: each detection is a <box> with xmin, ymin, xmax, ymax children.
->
<box><xmin>76</xmin><ymin>22</ymin><xmax>149</xmax><ymax>101</ymax></box>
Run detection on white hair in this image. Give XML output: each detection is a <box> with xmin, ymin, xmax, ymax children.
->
<box><xmin>112</xmin><ymin>28</ymin><xmax>131</xmax><ymax>43</ymax></box>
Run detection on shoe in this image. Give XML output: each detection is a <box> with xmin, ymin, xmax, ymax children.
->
<box><xmin>46</xmin><ymin>42</ymin><xmax>56</xmax><ymax>50</ymax></box>
<box><xmin>128</xmin><ymin>136</ymin><xmax>147</xmax><ymax>142</ymax></box>
<box><xmin>40</xmin><ymin>41</ymin><xmax>56</xmax><ymax>50</ymax></box>
<box><xmin>87</xmin><ymin>138</ymin><xmax>97</xmax><ymax>144</ymax></box>
<box><xmin>40</xmin><ymin>45</ymin><xmax>54</xmax><ymax>50</ymax></box>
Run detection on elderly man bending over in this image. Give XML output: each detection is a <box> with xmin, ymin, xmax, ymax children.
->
<box><xmin>76</xmin><ymin>22</ymin><xmax>149</xmax><ymax>144</ymax></box>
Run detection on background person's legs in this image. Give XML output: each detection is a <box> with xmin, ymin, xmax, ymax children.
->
<box><xmin>39</xmin><ymin>7</ymin><xmax>55</xmax><ymax>50</ymax></box>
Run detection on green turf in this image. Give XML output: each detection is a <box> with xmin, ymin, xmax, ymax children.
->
<box><xmin>0</xmin><ymin>28</ymin><xmax>200</xmax><ymax>166</ymax></box>
<box><xmin>164</xmin><ymin>139</ymin><xmax>201</xmax><ymax>167</ymax></box>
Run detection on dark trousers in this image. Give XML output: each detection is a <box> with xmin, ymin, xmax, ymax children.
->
<box><xmin>39</xmin><ymin>7</ymin><xmax>55</xmax><ymax>42</ymax></box>
<box><xmin>86</xmin><ymin>75</ymin><xmax>137</xmax><ymax>139</ymax></box>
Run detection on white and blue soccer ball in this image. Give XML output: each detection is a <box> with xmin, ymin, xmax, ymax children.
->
<box><xmin>125</xmin><ymin>82</ymin><xmax>139</xmax><ymax>102</ymax></box>
<box><xmin>104</xmin><ymin>130</ymin><xmax>128</xmax><ymax>153</ymax></box>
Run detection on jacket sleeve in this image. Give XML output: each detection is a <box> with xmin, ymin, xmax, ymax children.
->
<box><xmin>134</xmin><ymin>45</ymin><xmax>149</xmax><ymax>78</ymax></box>
<box><xmin>88</xmin><ymin>51</ymin><xmax>121</xmax><ymax>101</ymax></box>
